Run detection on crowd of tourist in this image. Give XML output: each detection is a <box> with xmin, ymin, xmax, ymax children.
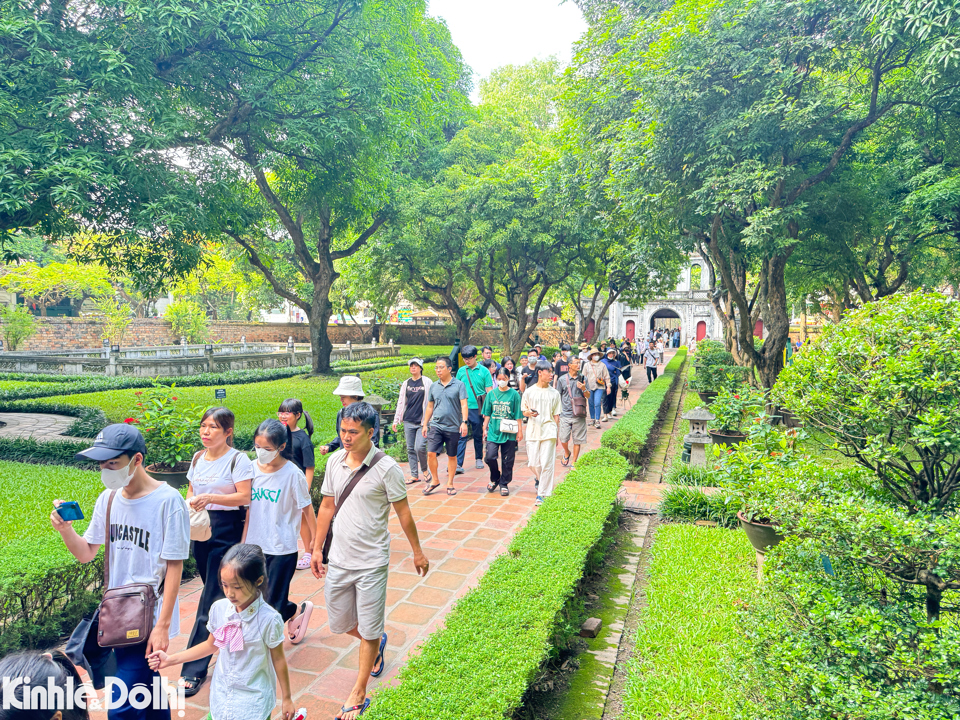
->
<box><xmin>37</xmin><ymin>338</ymin><xmax>668</xmax><ymax>720</ymax></box>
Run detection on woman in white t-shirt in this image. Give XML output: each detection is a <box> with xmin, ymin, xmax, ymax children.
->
<box><xmin>181</xmin><ymin>407</ymin><xmax>254</xmax><ymax>697</ymax></box>
<box><xmin>244</xmin><ymin>419</ymin><xmax>314</xmax><ymax>645</ymax></box>
<box><xmin>149</xmin><ymin>543</ymin><xmax>296</xmax><ymax>720</ymax></box>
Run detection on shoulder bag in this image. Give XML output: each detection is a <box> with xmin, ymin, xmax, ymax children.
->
<box><xmin>569</xmin><ymin>377</ymin><xmax>588</xmax><ymax>418</ymax></box>
<box><xmin>97</xmin><ymin>490</ymin><xmax>163</xmax><ymax>648</ymax></box>
<box><xmin>464</xmin><ymin>368</ymin><xmax>487</xmax><ymax>410</ymax></box>
<box><xmin>188</xmin><ymin>450</ymin><xmax>241</xmax><ymax>542</ymax></box>
<box><xmin>321</xmin><ymin>451</ymin><xmax>386</xmax><ymax>564</ymax></box>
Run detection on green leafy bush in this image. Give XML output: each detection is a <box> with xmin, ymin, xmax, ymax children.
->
<box><xmin>687</xmin><ymin>363</ymin><xmax>751</xmax><ymax>393</ymax></box>
<box><xmin>601</xmin><ymin>348</ymin><xmax>687</xmax><ymax>465</ymax></box>
<box><xmin>128</xmin><ymin>383</ymin><xmax>204</xmax><ymax>470</ymax></box>
<box><xmin>0</xmin><ymin>305</ymin><xmax>37</xmax><ymax>350</ymax></box>
<box><xmin>164</xmin><ymin>299</ymin><xmax>209</xmax><ymax>343</ymax></box>
<box><xmin>658</xmin><ymin>485</ymin><xmax>738</xmax><ymax>527</ymax></box>
<box><xmin>368</xmin><ymin>448</ymin><xmax>630</xmax><ymax>719</ymax></box>
<box><xmin>709</xmin><ymin>387</ymin><xmax>764</xmax><ymax>434</ymax></box>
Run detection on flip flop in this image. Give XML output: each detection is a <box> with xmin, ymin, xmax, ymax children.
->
<box><xmin>370</xmin><ymin>632</ymin><xmax>388</xmax><ymax>677</ymax></box>
<box><xmin>446</xmin><ymin>487</ymin><xmax>457</xmax><ymax>496</ymax></box>
<box><xmin>422</xmin><ymin>482</ymin><xmax>441</xmax><ymax>495</ymax></box>
<box><xmin>289</xmin><ymin>601</ymin><xmax>313</xmax><ymax>644</ymax></box>
<box><xmin>181</xmin><ymin>676</ymin><xmax>205</xmax><ymax>698</ymax></box>
<box><xmin>296</xmin><ymin>552</ymin><xmax>312</xmax><ymax>570</ymax></box>
<box><xmin>336</xmin><ymin>698</ymin><xmax>371</xmax><ymax>719</ymax></box>
<box><xmin>561</xmin><ymin>454</ymin><xmax>571</xmax><ymax>467</ymax></box>
<box><xmin>405</xmin><ymin>476</ymin><xmax>420</xmax><ymax>485</ymax></box>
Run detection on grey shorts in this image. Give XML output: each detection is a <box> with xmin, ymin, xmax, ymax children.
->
<box><xmin>324</xmin><ymin>563</ymin><xmax>389</xmax><ymax>640</ymax></box>
<box><xmin>559</xmin><ymin>415</ymin><xmax>587</xmax><ymax>445</ymax></box>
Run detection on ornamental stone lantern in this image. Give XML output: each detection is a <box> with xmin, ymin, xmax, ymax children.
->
<box><xmin>683</xmin><ymin>406</ymin><xmax>715</xmax><ymax>466</ymax></box>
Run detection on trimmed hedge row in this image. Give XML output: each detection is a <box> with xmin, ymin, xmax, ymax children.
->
<box><xmin>601</xmin><ymin>348</ymin><xmax>688</xmax><ymax>466</ymax></box>
<box><xmin>367</xmin><ymin>448</ymin><xmax>630</xmax><ymax>720</ymax></box>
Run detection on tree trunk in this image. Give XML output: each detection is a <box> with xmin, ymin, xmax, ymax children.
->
<box><xmin>310</xmin><ymin>273</ymin><xmax>336</xmax><ymax>373</ymax></box>
<box><xmin>926</xmin><ymin>584</ymin><xmax>942</xmax><ymax>623</ymax></box>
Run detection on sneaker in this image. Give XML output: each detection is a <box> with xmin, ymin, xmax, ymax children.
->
<box><xmin>535</xmin><ymin>496</ymin><xmax>544</xmax><ymax>505</ymax></box>
<box><xmin>475</xmin><ymin>460</ymin><xmax>485</xmax><ymax>470</ymax></box>
<box><xmin>611</xmin><ymin>409</ymin><xmax>618</xmax><ymax>417</ymax></box>
<box><xmin>455</xmin><ymin>466</ymin><xmax>465</xmax><ymax>475</ymax></box>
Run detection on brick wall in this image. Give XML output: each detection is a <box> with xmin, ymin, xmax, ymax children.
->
<box><xmin>15</xmin><ymin>318</ymin><xmax>568</xmax><ymax>352</ymax></box>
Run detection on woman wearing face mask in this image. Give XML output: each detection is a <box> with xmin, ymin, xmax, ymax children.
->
<box><xmin>51</xmin><ymin>424</ymin><xmax>190</xmax><ymax>720</ymax></box>
<box><xmin>481</xmin><ymin>367</ymin><xmax>524</xmax><ymax>497</ymax></box>
<box><xmin>178</xmin><ymin>407</ymin><xmax>254</xmax><ymax>697</ymax></box>
<box><xmin>243</xmin><ymin>419</ymin><xmax>314</xmax><ymax>645</ymax></box>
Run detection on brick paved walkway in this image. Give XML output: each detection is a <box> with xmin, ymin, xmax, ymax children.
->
<box><xmin>80</xmin><ymin>358</ymin><xmax>673</xmax><ymax>718</ymax></box>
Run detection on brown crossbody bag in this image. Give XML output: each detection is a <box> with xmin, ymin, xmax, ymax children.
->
<box><xmin>321</xmin><ymin>451</ymin><xmax>386</xmax><ymax>564</ymax></box>
<box><xmin>97</xmin><ymin>489</ymin><xmax>163</xmax><ymax>647</ymax></box>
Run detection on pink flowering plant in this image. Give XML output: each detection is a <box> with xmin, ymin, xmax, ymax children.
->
<box><xmin>127</xmin><ymin>382</ymin><xmax>202</xmax><ymax>470</ymax></box>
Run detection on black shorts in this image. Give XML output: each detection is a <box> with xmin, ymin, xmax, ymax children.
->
<box><xmin>427</xmin><ymin>426</ymin><xmax>460</xmax><ymax>456</ymax></box>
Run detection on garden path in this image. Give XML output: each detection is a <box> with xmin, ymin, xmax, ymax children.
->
<box><xmin>78</xmin><ymin>353</ymin><xmax>674</xmax><ymax>719</ymax></box>
<box><xmin>0</xmin><ymin>412</ymin><xmax>82</xmax><ymax>440</ymax></box>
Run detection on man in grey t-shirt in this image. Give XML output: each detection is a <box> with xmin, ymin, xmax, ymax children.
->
<box><xmin>421</xmin><ymin>356</ymin><xmax>468</xmax><ymax>495</ymax></box>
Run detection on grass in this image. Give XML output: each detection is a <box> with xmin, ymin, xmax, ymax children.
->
<box><xmin>36</xmin><ymin>363</ymin><xmax>436</xmax><ymax>440</ymax></box>
<box><xmin>623</xmin><ymin>523</ymin><xmax>758</xmax><ymax>719</ymax></box>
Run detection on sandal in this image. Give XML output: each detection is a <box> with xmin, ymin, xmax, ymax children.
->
<box><xmin>561</xmin><ymin>454</ymin><xmax>571</xmax><ymax>467</ymax></box>
<box><xmin>500</xmin><ymin>486</ymin><xmax>509</xmax><ymax>497</ymax></box>
<box><xmin>288</xmin><ymin>601</ymin><xmax>313</xmax><ymax>644</ymax></box>
<box><xmin>405</xmin><ymin>475</ymin><xmax>420</xmax><ymax>485</ymax></box>
<box><xmin>446</xmin><ymin>486</ymin><xmax>457</xmax><ymax>496</ymax></box>
<box><xmin>337</xmin><ymin>698</ymin><xmax>371</xmax><ymax>719</ymax></box>
<box><xmin>296</xmin><ymin>553</ymin><xmax>312</xmax><ymax>570</ymax></box>
<box><xmin>422</xmin><ymin>482</ymin><xmax>441</xmax><ymax>495</ymax></box>
<box><xmin>486</xmin><ymin>481</ymin><xmax>497</xmax><ymax>493</ymax></box>
<box><xmin>370</xmin><ymin>632</ymin><xmax>388</xmax><ymax>677</ymax></box>
<box><xmin>181</xmin><ymin>676</ymin><xmax>205</xmax><ymax>698</ymax></box>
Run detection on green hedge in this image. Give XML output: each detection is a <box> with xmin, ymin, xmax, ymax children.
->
<box><xmin>601</xmin><ymin>348</ymin><xmax>687</xmax><ymax>466</ymax></box>
<box><xmin>367</xmin><ymin>448</ymin><xmax>630</xmax><ymax>720</ymax></box>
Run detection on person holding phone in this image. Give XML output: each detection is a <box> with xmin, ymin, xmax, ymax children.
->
<box><xmin>51</xmin><ymin>423</ymin><xmax>189</xmax><ymax>720</ymax></box>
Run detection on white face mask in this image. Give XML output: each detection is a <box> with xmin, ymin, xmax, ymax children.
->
<box><xmin>101</xmin><ymin>459</ymin><xmax>135</xmax><ymax>490</ymax></box>
<box><xmin>256</xmin><ymin>448</ymin><xmax>279</xmax><ymax>464</ymax></box>
<box><xmin>498</xmin><ymin>379</ymin><xmax>509</xmax><ymax>390</ymax></box>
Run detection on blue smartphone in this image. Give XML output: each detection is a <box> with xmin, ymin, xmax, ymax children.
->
<box><xmin>56</xmin><ymin>501</ymin><xmax>84</xmax><ymax>522</ymax></box>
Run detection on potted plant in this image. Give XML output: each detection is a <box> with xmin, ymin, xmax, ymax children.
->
<box><xmin>126</xmin><ymin>382</ymin><xmax>202</xmax><ymax>488</ymax></box>
<box><xmin>708</xmin><ymin>388</ymin><xmax>761</xmax><ymax>446</ymax></box>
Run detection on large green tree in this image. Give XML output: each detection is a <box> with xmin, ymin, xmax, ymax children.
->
<box><xmin>155</xmin><ymin>0</ymin><xmax>470</xmax><ymax>372</ymax></box>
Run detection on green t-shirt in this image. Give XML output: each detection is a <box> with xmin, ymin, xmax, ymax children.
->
<box><xmin>457</xmin><ymin>364</ymin><xmax>494</xmax><ymax>410</ymax></box>
<box><xmin>481</xmin><ymin>387</ymin><xmax>523</xmax><ymax>444</ymax></box>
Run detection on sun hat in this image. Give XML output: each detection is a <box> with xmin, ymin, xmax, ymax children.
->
<box><xmin>588</xmin><ymin>347</ymin><xmax>601</xmax><ymax>359</ymax></box>
<box><xmin>333</xmin><ymin>376</ymin><xmax>365</xmax><ymax>397</ymax></box>
<box><xmin>606</xmin><ymin>347</ymin><xmax>617</xmax><ymax>355</ymax></box>
<box><xmin>407</xmin><ymin>357</ymin><xmax>424</xmax><ymax>369</ymax></box>
<box><xmin>579</xmin><ymin>342</ymin><xmax>588</xmax><ymax>350</ymax></box>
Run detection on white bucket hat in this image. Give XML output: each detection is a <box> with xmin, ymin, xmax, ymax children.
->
<box><xmin>333</xmin><ymin>376</ymin><xmax>365</xmax><ymax>397</ymax></box>
<box><xmin>407</xmin><ymin>357</ymin><xmax>424</xmax><ymax>369</ymax></box>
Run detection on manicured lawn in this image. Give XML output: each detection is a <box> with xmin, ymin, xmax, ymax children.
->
<box><xmin>0</xmin><ymin>460</ymin><xmax>101</xmax><ymax>578</ymax></box>
<box><xmin>41</xmin><ymin>363</ymin><xmax>437</xmax><ymax>439</ymax></box>
<box><xmin>623</xmin><ymin>523</ymin><xmax>758</xmax><ymax>720</ymax></box>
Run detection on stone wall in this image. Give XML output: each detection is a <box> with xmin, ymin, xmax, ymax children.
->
<box><xmin>15</xmin><ymin>318</ymin><xmax>565</xmax><ymax>352</ymax></box>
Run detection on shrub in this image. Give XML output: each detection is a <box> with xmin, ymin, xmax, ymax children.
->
<box><xmin>658</xmin><ymin>485</ymin><xmax>738</xmax><ymax>527</ymax></box>
<box><xmin>0</xmin><ymin>305</ymin><xmax>37</xmax><ymax>350</ymax></box>
<box><xmin>128</xmin><ymin>383</ymin><xmax>204</xmax><ymax>470</ymax></box>
<box><xmin>709</xmin><ymin>387</ymin><xmax>764</xmax><ymax>434</ymax></box>
<box><xmin>368</xmin><ymin>448</ymin><xmax>630</xmax><ymax>720</ymax></box>
<box><xmin>601</xmin><ymin>348</ymin><xmax>687</xmax><ymax>465</ymax></box>
<box><xmin>164</xmin><ymin>299</ymin><xmax>209</xmax><ymax>343</ymax></box>
<box><xmin>687</xmin><ymin>363</ymin><xmax>751</xmax><ymax>393</ymax></box>
<box><xmin>774</xmin><ymin>291</ymin><xmax>960</xmax><ymax>620</ymax></box>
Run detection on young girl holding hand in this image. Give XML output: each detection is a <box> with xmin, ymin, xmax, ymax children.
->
<box><xmin>244</xmin><ymin>419</ymin><xmax>314</xmax><ymax>644</ymax></box>
<box><xmin>149</xmin><ymin>544</ymin><xmax>296</xmax><ymax>720</ymax></box>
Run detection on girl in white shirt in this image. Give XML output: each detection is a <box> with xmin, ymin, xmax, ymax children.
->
<box><xmin>244</xmin><ymin>419</ymin><xmax>314</xmax><ymax>645</ymax></box>
<box><xmin>149</xmin><ymin>544</ymin><xmax>296</xmax><ymax>720</ymax></box>
<box><xmin>181</xmin><ymin>407</ymin><xmax>255</xmax><ymax>697</ymax></box>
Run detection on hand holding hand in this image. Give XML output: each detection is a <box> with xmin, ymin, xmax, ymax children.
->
<box><xmin>319</xmin><ymin>446</ymin><xmax>329</xmax><ymax>456</ymax></box>
<box><xmin>146</xmin><ymin>651</ymin><xmax>169</xmax><ymax>671</ymax></box>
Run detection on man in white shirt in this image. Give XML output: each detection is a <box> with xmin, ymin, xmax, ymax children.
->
<box><xmin>522</xmin><ymin>361</ymin><xmax>562</xmax><ymax>505</ymax></box>
<box><xmin>312</xmin><ymin>402</ymin><xmax>429</xmax><ymax>720</ymax></box>
<box><xmin>644</xmin><ymin>344</ymin><xmax>659</xmax><ymax>383</ymax></box>
<box><xmin>51</xmin><ymin>423</ymin><xmax>189</xmax><ymax>719</ymax></box>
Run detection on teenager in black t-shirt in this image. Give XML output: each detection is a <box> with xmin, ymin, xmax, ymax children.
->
<box><xmin>278</xmin><ymin>398</ymin><xmax>317</xmax><ymax>570</ymax></box>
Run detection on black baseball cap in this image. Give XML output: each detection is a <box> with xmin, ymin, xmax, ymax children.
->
<box><xmin>461</xmin><ymin>344</ymin><xmax>478</xmax><ymax>358</ymax></box>
<box><xmin>76</xmin><ymin>423</ymin><xmax>147</xmax><ymax>462</ymax></box>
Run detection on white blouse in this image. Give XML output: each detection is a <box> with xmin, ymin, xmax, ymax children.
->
<box><xmin>207</xmin><ymin>596</ymin><xmax>285</xmax><ymax>720</ymax></box>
